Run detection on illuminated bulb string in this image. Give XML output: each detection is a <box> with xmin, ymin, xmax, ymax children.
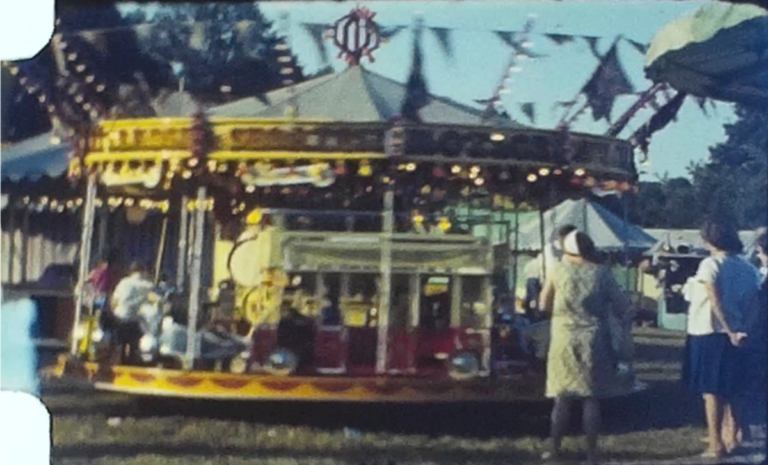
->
<box><xmin>484</xmin><ymin>15</ymin><xmax>537</xmax><ymax>121</ymax></box>
<box><xmin>278</xmin><ymin>12</ymin><xmax>298</xmax><ymax>120</ymax></box>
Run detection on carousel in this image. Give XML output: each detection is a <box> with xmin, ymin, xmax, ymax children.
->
<box><xmin>50</xmin><ymin>8</ymin><xmax>641</xmax><ymax>402</ymax></box>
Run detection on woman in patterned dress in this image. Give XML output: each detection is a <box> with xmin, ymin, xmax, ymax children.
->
<box><xmin>538</xmin><ymin>230</ymin><xmax>630</xmax><ymax>464</ymax></box>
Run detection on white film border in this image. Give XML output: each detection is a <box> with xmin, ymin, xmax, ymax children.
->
<box><xmin>0</xmin><ymin>391</ymin><xmax>51</xmax><ymax>465</ymax></box>
<box><xmin>0</xmin><ymin>0</ymin><xmax>55</xmax><ymax>60</ymax></box>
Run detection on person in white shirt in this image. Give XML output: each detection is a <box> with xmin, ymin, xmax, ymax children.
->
<box><xmin>108</xmin><ymin>261</ymin><xmax>155</xmax><ymax>365</ymax></box>
<box><xmin>682</xmin><ymin>220</ymin><xmax>761</xmax><ymax>459</ymax></box>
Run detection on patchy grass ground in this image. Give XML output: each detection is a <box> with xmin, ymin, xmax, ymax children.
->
<box><xmin>44</xmin><ymin>327</ymin><xmax>764</xmax><ymax>465</ymax></box>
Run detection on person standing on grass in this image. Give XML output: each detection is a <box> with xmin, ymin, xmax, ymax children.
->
<box><xmin>538</xmin><ymin>230</ymin><xmax>631</xmax><ymax>464</ymax></box>
<box><xmin>681</xmin><ymin>220</ymin><xmax>760</xmax><ymax>459</ymax></box>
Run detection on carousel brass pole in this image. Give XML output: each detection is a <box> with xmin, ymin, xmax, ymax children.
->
<box><xmin>176</xmin><ymin>195</ymin><xmax>189</xmax><ymax>292</ymax></box>
<box><xmin>376</xmin><ymin>182</ymin><xmax>394</xmax><ymax>375</ymax></box>
<box><xmin>538</xmin><ymin>204</ymin><xmax>547</xmax><ymax>282</ymax></box>
<box><xmin>511</xmin><ymin>205</ymin><xmax>520</xmax><ymax>299</ymax></box>
<box><xmin>184</xmin><ymin>186</ymin><xmax>207</xmax><ymax>370</ymax></box>
<box><xmin>71</xmin><ymin>172</ymin><xmax>97</xmax><ymax>356</ymax></box>
<box><xmin>154</xmin><ymin>217</ymin><xmax>169</xmax><ymax>284</ymax></box>
<box><xmin>622</xmin><ymin>192</ymin><xmax>631</xmax><ymax>289</ymax></box>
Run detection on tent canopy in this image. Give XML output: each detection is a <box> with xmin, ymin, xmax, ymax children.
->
<box><xmin>512</xmin><ymin>198</ymin><xmax>656</xmax><ymax>252</ymax></box>
<box><xmin>1</xmin><ymin>132</ymin><xmax>72</xmax><ymax>182</ymax></box>
<box><xmin>645</xmin><ymin>228</ymin><xmax>759</xmax><ymax>257</ymax></box>
<box><xmin>645</xmin><ymin>2</ymin><xmax>768</xmax><ymax>105</ymax></box>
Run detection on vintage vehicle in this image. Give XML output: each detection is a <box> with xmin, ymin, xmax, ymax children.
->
<box><xmin>221</xmin><ymin>220</ymin><xmax>495</xmax><ymax>380</ymax></box>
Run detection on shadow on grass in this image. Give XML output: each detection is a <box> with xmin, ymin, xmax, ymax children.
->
<box><xmin>52</xmin><ymin>441</ymin><xmax>707</xmax><ymax>464</ymax></box>
<box><xmin>52</xmin><ymin>442</ymin><xmax>538</xmax><ymax>464</ymax></box>
<box><xmin>129</xmin><ymin>397</ymin><xmax>554</xmax><ymax>438</ymax></box>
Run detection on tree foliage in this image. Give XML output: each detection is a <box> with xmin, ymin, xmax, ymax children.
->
<box><xmin>3</xmin><ymin>3</ymin><xmax>306</xmax><ymax>142</ymax></box>
<box><xmin>127</xmin><ymin>3</ymin><xmax>306</xmax><ymax>104</ymax></box>
<box><xmin>633</xmin><ymin>104</ymin><xmax>767</xmax><ymax>230</ymax></box>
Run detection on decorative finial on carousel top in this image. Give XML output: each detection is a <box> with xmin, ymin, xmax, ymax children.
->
<box><xmin>331</xmin><ymin>6</ymin><xmax>382</xmax><ymax>66</ymax></box>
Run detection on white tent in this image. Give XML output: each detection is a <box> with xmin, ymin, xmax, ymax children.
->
<box><xmin>645</xmin><ymin>228</ymin><xmax>760</xmax><ymax>258</ymax></box>
<box><xmin>512</xmin><ymin>198</ymin><xmax>656</xmax><ymax>253</ymax></box>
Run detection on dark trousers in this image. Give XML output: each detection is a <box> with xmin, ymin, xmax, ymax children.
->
<box><xmin>101</xmin><ymin>311</ymin><xmax>142</xmax><ymax>364</ymax></box>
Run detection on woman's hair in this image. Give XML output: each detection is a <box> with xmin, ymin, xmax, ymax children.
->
<box><xmin>556</xmin><ymin>224</ymin><xmax>578</xmax><ymax>240</ymax></box>
<box><xmin>564</xmin><ymin>231</ymin><xmax>602</xmax><ymax>264</ymax></box>
<box><xmin>700</xmin><ymin>219</ymin><xmax>743</xmax><ymax>254</ymax></box>
<box><xmin>575</xmin><ymin>232</ymin><xmax>602</xmax><ymax>264</ymax></box>
<box><xmin>757</xmin><ymin>232</ymin><xmax>768</xmax><ymax>254</ymax></box>
<box><xmin>128</xmin><ymin>260</ymin><xmax>148</xmax><ymax>274</ymax></box>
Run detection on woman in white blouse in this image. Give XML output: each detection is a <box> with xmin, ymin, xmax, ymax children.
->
<box><xmin>682</xmin><ymin>220</ymin><xmax>761</xmax><ymax>459</ymax></box>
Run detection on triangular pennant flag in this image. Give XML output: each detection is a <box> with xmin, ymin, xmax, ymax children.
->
<box><xmin>189</xmin><ymin>22</ymin><xmax>206</xmax><ymax>51</ymax></box>
<box><xmin>694</xmin><ymin>96</ymin><xmax>709</xmax><ymax>117</ymax></box>
<box><xmin>627</xmin><ymin>39</ymin><xmax>648</xmax><ymax>55</ymax></box>
<box><xmin>583</xmin><ymin>36</ymin><xmax>602</xmax><ymax>60</ymax></box>
<box><xmin>580</xmin><ymin>42</ymin><xmax>635</xmax><ymax>122</ymax></box>
<box><xmin>545</xmin><ymin>33</ymin><xmax>575</xmax><ymax>46</ymax></box>
<box><xmin>493</xmin><ymin>31</ymin><xmax>515</xmax><ymax>48</ymax></box>
<box><xmin>302</xmin><ymin>23</ymin><xmax>331</xmax><ymax>64</ymax></box>
<box><xmin>380</xmin><ymin>26</ymin><xmax>407</xmax><ymax>41</ymax></box>
<box><xmin>430</xmin><ymin>27</ymin><xmax>454</xmax><ymax>59</ymax></box>
<box><xmin>401</xmin><ymin>25</ymin><xmax>429</xmax><ymax>123</ymax></box>
<box><xmin>633</xmin><ymin>92</ymin><xmax>687</xmax><ymax>153</ymax></box>
<box><xmin>520</xmin><ymin>102</ymin><xmax>536</xmax><ymax>124</ymax></box>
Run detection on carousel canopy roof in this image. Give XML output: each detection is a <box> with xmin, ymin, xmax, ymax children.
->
<box><xmin>512</xmin><ymin>198</ymin><xmax>656</xmax><ymax>252</ymax></box>
<box><xmin>1</xmin><ymin>132</ymin><xmax>72</xmax><ymax>182</ymax></box>
<box><xmin>645</xmin><ymin>2</ymin><xmax>768</xmax><ymax>105</ymax></box>
<box><xmin>152</xmin><ymin>91</ymin><xmax>202</xmax><ymax>117</ymax></box>
<box><xmin>209</xmin><ymin>66</ymin><xmax>524</xmax><ymax>127</ymax></box>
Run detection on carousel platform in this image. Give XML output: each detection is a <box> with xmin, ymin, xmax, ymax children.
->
<box><xmin>51</xmin><ymin>355</ymin><xmax>644</xmax><ymax>403</ymax></box>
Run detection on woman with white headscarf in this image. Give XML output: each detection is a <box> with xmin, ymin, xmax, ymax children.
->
<box><xmin>538</xmin><ymin>230</ymin><xmax>630</xmax><ymax>464</ymax></box>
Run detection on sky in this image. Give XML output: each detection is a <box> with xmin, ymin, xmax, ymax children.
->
<box><xmin>124</xmin><ymin>1</ymin><xmax>738</xmax><ymax>181</ymax></box>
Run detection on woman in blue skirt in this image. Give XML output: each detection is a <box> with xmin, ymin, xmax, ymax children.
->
<box><xmin>682</xmin><ymin>220</ymin><xmax>761</xmax><ymax>459</ymax></box>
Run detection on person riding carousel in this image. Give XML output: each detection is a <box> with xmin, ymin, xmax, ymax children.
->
<box><xmin>105</xmin><ymin>261</ymin><xmax>155</xmax><ymax>365</ymax></box>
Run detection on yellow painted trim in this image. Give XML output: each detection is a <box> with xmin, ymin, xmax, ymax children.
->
<box><xmin>83</xmin><ymin>151</ymin><xmax>386</xmax><ymax>165</ymax></box>
<box><xmin>99</xmin><ymin>118</ymin><xmax>192</xmax><ymax>129</ymax></box>
<box><xmin>97</xmin><ymin>117</ymin><xmax>337</xmax><ymax>131</ymax></box>
<box><xmin>84</xmin><ymin>151</ymin><xmax>191</xmax><ymax>164</ymax></box>
<box><xmin>58</xmin><ymin>359</ymin><xmax>547</xmax><ymax>403</ymax></box>
<box><xmin>209</xmin><ymin>117</ymin><xmax>335</xmax><ymax>125</ymax></box>
<box><xmin>209</xmin><ymin>151</ymin><xmax>386</xmax><ymax>161</ymax></box>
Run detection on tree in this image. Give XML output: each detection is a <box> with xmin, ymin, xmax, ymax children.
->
<box><xmin>631</xmin><ymin>105</ymin><xmax>767</xmax><ymax>230</ymax></box>
<box><xmin>691</xmin><ymin>104</ymin><xmax>768</xmax><ymax>229</ymax></box>
<box><xmin>131</xmin><ymin>3</ymin><xmax>306</xmax><ymax>104</ymax></box>
<box><xmin>607</xmin><ymin>177</ymin><xmax>701</xmax><ymax>229</ymax></box>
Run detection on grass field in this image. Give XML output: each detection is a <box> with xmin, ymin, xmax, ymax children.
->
<box><xmin>44</xmin><ymin>327</ymin><xmax>764</xmax><ymax>465</ymax></box>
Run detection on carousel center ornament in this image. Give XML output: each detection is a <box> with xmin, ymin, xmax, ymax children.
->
<box><xmin>240</xmin><ymin>162</ymin><xmax>336</xmax><ymax>188</ymax></box>
<box><xmin>332</xmin><ymin>6</ymin><xmax>382</xmax><ymax>65</ymax></box>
